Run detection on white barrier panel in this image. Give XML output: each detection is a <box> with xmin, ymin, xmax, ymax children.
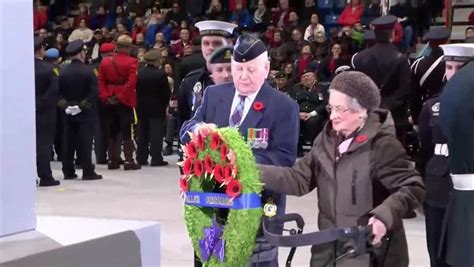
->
<box><xmin>0</xmin><ymin>0</ymin><xmax>36</xmax><ymax>237</ymax></box>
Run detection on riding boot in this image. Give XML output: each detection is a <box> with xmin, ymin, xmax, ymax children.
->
<box><xmin>107</xmin><ymin>139</ymin><xmax>120</xmax><ymax>170</ymax></box>
<box><xmin>123</xmin><ymin>140</ymin><xmax>141</xmax><ymax>170</ymax></box>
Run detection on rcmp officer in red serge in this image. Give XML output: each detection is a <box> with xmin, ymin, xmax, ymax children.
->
<box><xmin>34</xmin><ymin>36</ymin><xmax>61</xmax><ymax>186</ymax></box>
<box><xmin>181</xmin><ymin>34</ymin><xmax>300</xmax><ymax>266</ymax></box>
<box><xmin>439</xmin><ymin>43</ymin><xmax>474</xmax><ymax>267</ymax></box>
<box><xmin>98</xmin><ymin>34</ymin><xmax>141</xmax><ymax>171</ymax></box>
<box><xmin>57</xmin><ymin>40</ymin><xmax>102</xmax><ymax>181</ymax></box>
<box><xmin>350</xmin><ymin>15</ymin><xmax>411</xmax><ymax>145</ymax></box>
<box><xmin>410</xmin><ymin>27</ymin><xmax>450</xmax><ymax>124</ymax></box>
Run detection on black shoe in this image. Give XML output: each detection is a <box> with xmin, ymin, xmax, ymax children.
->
<box><xmin>39</xmin><ymin>179</ymin><xmax>60</xmax><ymax>187</ymax></box>
<box><xmin>163</xmin><ymin>145</ymin><xmax>173</xmax><ymax>156</ymax></box>
<box><xmin>150</xmin><ymin>160</ymin><xmax>169</xmax><ymax>166</ymax></box>
<box><xmin>64</xmin><ymin>174</ymin><xmax>78</xmax><ymax>180</ymax></box>
<box><xmin>137</xmin><ymin>159</ymin><xmax>149</xmax><ymax>166</ymax></box>
<box><xmin>83</xmin><ymin>173</ymin><xmax>103</xmax><ymax>180</ymax></box>
<box><xmin>108</xmin><ymin>161</ymin><xmax>120</xmax><ymax>170</ymax></box>
<box><xmin>124</xmin><ymin>161</ymin><xmax>141</xmax><ymax>170</ymax></box>
<box><xmin>118</xmin><ymin>158</ymin><xmax>125</xmax><ymax>165</ymax></box>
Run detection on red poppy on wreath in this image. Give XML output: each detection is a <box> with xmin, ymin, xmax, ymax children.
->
<box><xmin>194</xmin><ymin>159</ymin><xmax>204</xmax><ymax>177</ymax></box>
<box><xmin>210</xmin><ymin>132</ymin><xmax>221</xmax><ymax>150</ymax></box>
<box><xmin>183</xmin><ymin>158</ymin><xmax>193</xmax><ymax>175</ymax></box>
<box><xmin>213</xmin><ymin>164</ymin><xmax>225</xmax><ymax>183</ymax></box>
<box><xmin>220</xmin><ymin>144</ymin><xmax>228</xmax><ymax>162</ymax></box>
<box><xmin>196</xmin><ymin>133</ymin><xmax>205</xmax><ymax>151</ymax></box>
<box><xmin>223</xmin><ymin>164</ymin><xmax>234</xmax><ymax>184</ymax></box>
<box><xmin>226</xmin><ymin>179</ymin><xmax>242</xmax><ymax>198</ymax></box>
<box><xmin>253</xmin><ymin>101</ymin><xmax>265</xmax><ymax>111</ymax></box>
<box><xmin>186</xmin><ymin>142</ymin><xmax>198</xmax><ymax>159</ymax></box>
<box><xmin>179</xmin><ymin>176</ymin><xmax>189</xmax><ymax>193</ymax></box>
<box><xmin>356</xmin><ymin>135</ymin><xmax>368</xmax><ymax>143</ymax></box>
<box><xmin>204</xmin><ymin>155</ymin><xmax>214</xmax><ymax>174</ymax></box>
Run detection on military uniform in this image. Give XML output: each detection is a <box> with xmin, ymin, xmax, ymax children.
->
<box><xmin>351</xmin><ymin>15</ymin><xmax>411</xmax><ymax>145</ymax></box>
<box><xmin>34</xmin><ymin>37</ymin><xmax>61</xmax><ymax>187</ymax></box>
<box><xmin>439</xmin><ymin>44</ymin><xmax>474</xmax><ymax>267</ymax></box>
<box><xmin>58</xmin><ymin>40</ymin><xmax>102</xmax><ymax>181</ymax></box>
<box><xmin>288</xmin><ymin>81</ymin><xmax>329</xmax><ymax>147</ymax></box>
<box><xmin>410</xmin><ymin>28</ymin><xmax>450</xmax><ymax>124</ymax></box>
<box><xmin>416</xmin><ymin>97</ymin><xmax>451</xmax><ymax>267</ymax></box>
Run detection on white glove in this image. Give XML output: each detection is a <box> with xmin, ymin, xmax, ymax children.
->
<box><xmin>70</xmin><ymin>105</ymin><xmax>82</xmax><ymax>116</ymax></box>
<box><xmin>65</xmin><ymin>106</ymin><xmax>74</xmax><ymax>115</ymax></box>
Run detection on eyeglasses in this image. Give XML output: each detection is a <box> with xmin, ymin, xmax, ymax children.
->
<box><xmin>325</xmin><ymin>104</ymin><xmax>350</xmax><ymax>114</ymax></box>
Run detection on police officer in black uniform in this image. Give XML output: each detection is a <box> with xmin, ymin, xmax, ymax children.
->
<box><xmin>57</xmin><ymin>40</ymin><xmax>102</xmax><ymax>181</ymax></box>
<box><xmin>410</xmin><ymin>27</ymin><xmax>450</xmax><ymax>124</ymax></box>
<box><xmin>351</xmin><ymin>15</ymin><xmax>411</xmax><ymax>145</ymax></box>
<box><xmin>439</xmin><ymin>43</ymin><xmax>474</xmax><ymax>267</ymax></box>
<box><xmin>136</xmin><ymin>49</ymin><xmax>171</xmax><ymax>166</ymax></box>
<box><xmin>34</xmin><ymin>37</ymin><xmax>61</xmax><ymax>187</ymax></box>
<box><xmin>288</xmin><ymin>65</ymin><xmax>328</xmax><ymax>154</ymax></box>
<box><xmin>177</xmin><ymin>20</ymin><xmax>237</xmax><ymax>128</ymax></box>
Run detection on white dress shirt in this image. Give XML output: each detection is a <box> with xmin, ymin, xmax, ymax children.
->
<box><xmin>229</xmin><ymin>89</ymin><xmax>260</xmax><ymax>126</ymax></box>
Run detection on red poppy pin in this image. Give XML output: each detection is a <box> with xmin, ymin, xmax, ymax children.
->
<box><xmin>356</xmin><ymin>135</ymin><xmax>368</xmax><ymax>143</ymax></box>
<box><xmin>253</xmin><ymin>101</ymin><xmax>265</xmax><ymax>111</ymax></box>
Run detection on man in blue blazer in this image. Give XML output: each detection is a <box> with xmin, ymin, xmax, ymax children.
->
<box><xmin>180</xmin><ymin>34</ymin><xmax>299</xmax><ymax>266</ymax></box>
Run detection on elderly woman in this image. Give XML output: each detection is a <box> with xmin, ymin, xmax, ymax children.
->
<box><xmin>259</xmin><ymin>71</ymin><xmax>425</xmax><ymax>267</ymax></box>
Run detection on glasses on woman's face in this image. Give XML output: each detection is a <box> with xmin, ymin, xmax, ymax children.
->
<box><xmin>326</xmin><ymin>104</ymin><xmax>350</xmax><ymax>114</ymax></box>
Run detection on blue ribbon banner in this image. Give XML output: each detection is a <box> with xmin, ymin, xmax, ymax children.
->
<box><xmin>185</xmin><ymin>192</ymin><xmax>261</xmax><ymax>209</ymax></box>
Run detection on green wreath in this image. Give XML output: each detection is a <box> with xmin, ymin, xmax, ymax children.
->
<box><xmin>179</xmin><ymin>127</ymin><xmax>263</xmax><ymax>266</ymax></box>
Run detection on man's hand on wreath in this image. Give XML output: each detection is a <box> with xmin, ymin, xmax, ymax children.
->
<box><xmin>195</xmin><ymin>123</ymin><xmax>217</xmax><ymax>136</ymax></box>
<box><xmin>368</xmin><ymin>216</ymin><xmax>387</xmax><ymax>246</ymax></box>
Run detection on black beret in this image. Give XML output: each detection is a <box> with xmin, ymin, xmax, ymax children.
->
<box><xmin>34</xmin><ymin>36</ymin><xmax>45</xmax><ymax>51</ymax></box>
<box><xmin>275</xmin><ymin>71</ymin><xmax>287</xmax><ymax>79</ymax></box>
<box><xmin>65</xmin><ymin>39</ymin><xmax>85</xmax><ymax>56</ymax></box>
<box><xmin>233</xmin><ymin>34</ymin><xmax>267</xmax><ymax>63</ymax></box>
<box><xmin>424</xmin><ymin>27</ymin><xmax>450</xmax><ymax>43</ymax></box>
<box><xmin>209</xmin><ymin>46</ymin><xmax>233</xmax><ymax>64</ymax></box>
<box><xmin>372</xmin><ymin>15</ymin><xmax>397</xmax><ymax>30</ymax></box>
<box><xmin>301</xmin><ymin>63</ymin><xmax>318</xmax><ymax>76</ymax></box>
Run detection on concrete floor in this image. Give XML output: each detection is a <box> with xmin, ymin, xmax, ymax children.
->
<box><xmin>37</xmin><ymin>153</ymin><xmax>430</xmax><ymax>267</ymax></box>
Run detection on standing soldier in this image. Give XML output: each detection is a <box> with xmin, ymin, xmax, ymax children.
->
<box><xmin>136</xmin><ymin>49</ymin><xmax>171</xmax><ymax>166</ymax></box>
<box><xmin>34</xmin><ymin>37</ymin><xmax>61</xmax><ymax>187</ymax></box>
<box><xmin>410</xmin><ymin>27</ymin><xmax>450</xmax><ymax>124</ymax></box>
<box><xmin>351</xmin><ymin>15</ymin><xmax>411</xmax><ymax>145</ymax></box>
<box><xmin>98</xmin><ymin>35</ymin><xmax>141</xmax><ymax>171</ymax></box>
<box><xmin>177</xmin><ymin>20</ymin><xmax>237</xmax><ymax>128</ymax></box>
<box><xmin>57</xmin><ymin>40</ymin><xmax>102</xmax><ymax>181</ymax></box>
<box><xmin>439</xmin><ymin>43</ymin><xmax>474</xmax><ymax>267</ymax></box>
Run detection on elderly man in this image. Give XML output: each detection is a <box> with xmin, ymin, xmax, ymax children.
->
<box><xmin>439</xmin><ymin>43</ymin><xmax>474</xmax><ymax>267</ymax></box>
<box><xmin>181</xmin><ymin>34</ymin><xmax>299</xmax><ymax>267</ymax></box>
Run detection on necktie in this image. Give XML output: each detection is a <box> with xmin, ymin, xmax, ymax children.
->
<box><xmin>229</xmin><ymin>95</ymin><xmax>246</xmax><ymax>127</ymax></box>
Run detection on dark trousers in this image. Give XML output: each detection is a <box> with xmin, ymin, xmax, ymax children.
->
<box><xmin>165</xmin><ymin>115</ymin><xmax>178</xmax><ymax>145</ymax></box>
<box><xmin>137</xmin><ymin>116</ymin><xmax>166</xmax><ymax>163</ymax></box>
<box><xmin>54</xmin><ymin>108</ymin><xmax>63</xmax><ymax>160</ymax></box>
<box><xmin>103</xmin><ymin>104</ymin><xmax>134</xmax><ymax>141</ymax></box>
<box><xmin>424</xmin><ymin>203</ymin><xmax>449</xmax><ymax>267</ymax></box>
<box><xmin>36</xmin><ymin>116</ymin><xmax>56</xmax><ymax>181</ymax></box>
<box><xmin>62</xmin><ymin>117</ymin><xmax>95</xmax><ymax>177</ymax></box>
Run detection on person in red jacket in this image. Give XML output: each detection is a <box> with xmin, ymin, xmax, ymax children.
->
<box><xmin>98</xmin><ymin>34</ymin><xmax>141</xmax><ymax>171</ymax></box>
<box><xmin>338</xmin><ymin>0</ymin><xmax>365</xmax><ymax>26</ymax></box>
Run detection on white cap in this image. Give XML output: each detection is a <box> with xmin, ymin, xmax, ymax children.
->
<box><xmin>195</xmin><ymin>20</ymin><xmax>238</xmax><ymax>37</ymax></box>
<box><xmin>440</xmin><ymin>43</ymin><xmax>474</xmax><ymax>62</ymax></box>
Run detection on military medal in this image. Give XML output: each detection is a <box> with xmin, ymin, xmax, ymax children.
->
<box><xmin>247</xmin><ymin>128</ymin><xmax>269</xmax><ymax>149</ymax></box>
<box><xmin>263</xmin><ymin>202</ymin><xmax>277</xmax><ymax>217</ymax></box>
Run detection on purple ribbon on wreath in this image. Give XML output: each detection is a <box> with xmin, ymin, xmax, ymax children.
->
<box><xmin>199</xmin><ymin>220</ymin><xmax>225</xmax><ymax>262</ymax></box>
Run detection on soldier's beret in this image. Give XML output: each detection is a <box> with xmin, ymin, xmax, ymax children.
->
<box><xmin>144</xmin><ymin>49</ymin><xmax>162</xmax><ymax>62</ymax></box>
<box><xmin>34</xmin><ymin>36</ymin><xmax>45</xmax><ymax>51</ymax></box>
<box><xmin>195</xmin><ymin>20</ymin><xmax>237</xmax><ymax>38</ymax></box>
<box><xmin>275</xmin><ymin>71</ymin><xmax>287</xmax><ymax>79</ymax></box>
<box><xmin>233</xmin><ymin>34</ymin><xmax>267</xmax><ymax>63</ymax></box>
<box><xmin>424</xmin><ymin>27</ymin><xmax>450</xmax><ymax>44</ymax></box>
<box><xmin>301</xmin><ymin>63</ymin><xmax>318</xmax><ymax>76</ymax></box>
<box><xmin>45</xmin><ymin>48</ymin><xmax>60</xmax><ymax>59</ymax></box>
<box><xmin>371</xmin><ymin>15</ymin><xmax>397</xmax><ymax>30</ymax></box>
<box><xmin>65</xmin><ymin>39</ymin><xmax>85</xmax><ymax>56</ymax></box>
<box><xmin>330</xmin><ymin>71</ymin><xmax>381</xmax><ymax>111</ymax></box>
<box><xmin>100</xmin><ymin>43</ymin><xmax>116</xmax><ymax>53</ymax></box>
<box><xmin>440</xmin><ymin>43</ymin><xmax>474</xmax><ymax>62</ymax></box>
<box><xmin>209</xmin><ymin>46</ymin><xmax>233</xmax><ymax>64</ymax></box>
